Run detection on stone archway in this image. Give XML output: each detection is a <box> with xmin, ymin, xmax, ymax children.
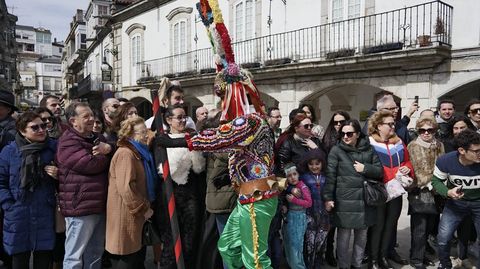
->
<box><xmin>301</xmin><ymin>84</ymin><xmax>402</xmax><ymax>127</ymax></box>
<box><xmin>130</xmin><ymin>97</ymin><xmax>152</xmax><ymax>119</ymax></box>
<box><xmin>184</xmin><ymin>95</ymin><xmax>204</xmax><ymax>122</ymax></box>
<box><xmin>438</xmin><ymin>80</ymin><xmax>480</xmax><ymax>112</ymax></box>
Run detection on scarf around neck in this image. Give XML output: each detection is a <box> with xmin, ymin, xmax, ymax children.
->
<box><xmin>129</xmin><ymin>139</ymin><xmax>158</xmax><ymax>201</ymax></box>
<box><xmin>15</xmin><ymin>133</ymin><xmax>48</xmax><ymax>192</ymax></box>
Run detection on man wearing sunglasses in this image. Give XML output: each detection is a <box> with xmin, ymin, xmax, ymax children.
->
<box><xmin>40</xmin><ymin>95</ymin><xmax>69</xmax><ymax>135</ymax></box>
<box><xmin>102</xmin><ymin>98</ymin><xmax>120</xmax><ymax>128</ymax></box>
<box><xmin>464</xmin><ymin>99</ymin><xmax>480</xmax><ymax>133</ymax></box>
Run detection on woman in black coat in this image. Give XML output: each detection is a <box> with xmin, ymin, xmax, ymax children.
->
<box><xmin>322</xmin><ymin>120</ymin><xmax>383</xmax><ymax>269</ymax></box>
<box><xmin>276</xmin><ymin>114</ymin><xmax>325</xmax><ymax>174</ymax></box>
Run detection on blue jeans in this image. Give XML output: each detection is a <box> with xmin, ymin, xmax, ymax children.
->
<box><xmin>64</xmin><ymin>214</ymin><xmax>106</xmax><ymax>269</ymax></box>
<box><xmin>283</xmin><ymin>210</ymin><xmax>307</xmax><ymax>269</ymax></box>
<box><xmin>215</xmin><ymin>213</ymin><xmax>230</xmax><ymax>235</ymax></box>
<box><xmin>437</xmin><ymin>200</ymin><xmax>480</xmax><ymax>269</ymax></box>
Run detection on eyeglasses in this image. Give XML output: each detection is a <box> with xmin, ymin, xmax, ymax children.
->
<box><xmin>418</xmin><ymin>128</ymin><xmax>436</xmax><ymax>134</ymax></box>
<box><xmin>469</xmin><ymin>108</ymin><xmax>480</xmax><ymax>115</ymax></box>
<box><xmin>383</xmin><ymin>107</ymin><xmax>399</xmax><ymax>111</ymax></box>
<box><xmin>28</xmin><ymin>123</ymin><xmax>47</xmax><ymax>132</ymax></box>
<box><xmin>41</xmin><ymin>117</ymin><xmax>54</xmax><ymax>123</ymax></box>
<box><xmin>170</xmin><ymin>115</ymin><xmax>187</xmax><ymax>121</ymax></box>
<box><xmin>302</xmin><ymin>124</ymin><xmax>314</xmax><ymax>129</ymax></box>
<box><xmin>334</xmin><ymin>120</ymin><xmax>346</xmax><ymax>125</ymax></box>
<box><xmin>135</xmin><ymin>130</ymin><xmax>148</xmax><ymax>136</ymax></box>
<box><xmin>467</xmin><ymin>148</ymin><xmax>480</xmax><ymax>155</ymax></box>
<box><xmin>381</xmin><ymin>122</ymin><xmax>396</xmax><ymax>128</ymax></box>
<box><xmin>340</xmin><ymin>131</ymin><xmax>355</xmax><ymax>138</ymax></box>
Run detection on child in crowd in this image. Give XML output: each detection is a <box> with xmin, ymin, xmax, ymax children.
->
<box><xmin>282</xmin><ymin>163</ymin><xmax>312</xmax><ymax>269</ymax></box>
<box><xmin>300</xmin><ymin>149</ymin><xmax>330</xmax><ymax>269</ymax></box>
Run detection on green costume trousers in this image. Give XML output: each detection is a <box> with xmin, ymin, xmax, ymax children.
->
<box><xmin>218</xmin><ymin>197</ymin><xmax>278</xmax><ymax>269</ymax></box>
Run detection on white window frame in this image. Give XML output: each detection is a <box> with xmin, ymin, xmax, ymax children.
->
<box><xmin>329</xmin><ymin>0</ymin><xmax>364</xmax><ymax>50</ymax></box>
<box><xmin>172</xmin><ymin>20</ymin><xmax>187</xmax><ymax>55</ymax></box>
<box><xmin>130</xmin><ymin>33</ymin><xmax>143</xmax><ymax>83</ymax></box>
<box><xmin>330</xmin><ymin>0</ymin><xmax>363</xmax><ymax>22</ymax></box>
<box><xmin>233</xmin><ymin>0</ymin><xmax>254</xmax><ymax>42</ymax></box>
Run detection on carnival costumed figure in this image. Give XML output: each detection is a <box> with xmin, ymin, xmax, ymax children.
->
<box><xmin>181</xmin><ymin>1</ymin><xmax>283</xmax><ymax>268</ymax></box>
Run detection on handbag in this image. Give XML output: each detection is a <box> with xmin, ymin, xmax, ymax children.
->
<box><xmin>142</xmin><ymin>219</ymin><xmax>162</xmax><ymax>246</ymax></box>
<box><xmin>343</xmin><ymin>152</ymin><xmax>387</xmax><ymax>206</ymax></box>
<box><xmin>408</xmin><ymin>189</ymin><xmax>438</xmax><ymax>214</ymax></box>
<box><xmin>363</xmin><ymin>179</ymin><xmax>388</xmax><ymax>206</ymax></box>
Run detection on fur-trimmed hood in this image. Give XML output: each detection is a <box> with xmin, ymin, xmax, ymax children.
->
<box><xmin>162</xmin><ymin>133</ymin><xmax>206</xmax><ymax>185</ymax></box>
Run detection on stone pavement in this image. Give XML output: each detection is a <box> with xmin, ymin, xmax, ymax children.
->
<box><xmin>131</xmin><ymin>195</ymin><xmax>479</xmax><ymax>269</ymax></box>
<box><xmin>4</xmin><ymin>195</ymin><xmax>476</xmax><ymax>268</ymax></box>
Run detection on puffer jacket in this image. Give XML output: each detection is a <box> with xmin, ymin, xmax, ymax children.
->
<box><xmin>0</xmin><ymin>139</ymin><xmax>57</xmax><ymax>255</ymax></box>
<box><xmin>322</xmin><ymin>137</ymin><xmax>383</xmax><ymax>229</ymax></box>
<box><xmin>56</xmin><ymin>127</ymin><xmax>110</xmax><ymax>217</ymax></box>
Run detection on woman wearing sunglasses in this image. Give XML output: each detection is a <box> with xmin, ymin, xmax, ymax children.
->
<box><xmin>323</xmin><ymin>111</ymin><xmax>351</xmax><ymax>154</ymax></box>
<box><xmin>323</xmin><ymin>119</ymin><xmax>383</xmax><ymax>269</ymax></box>
<box><xmin>277</xmin><ymin>114</ymin><xmax>325</xmax><ymax>174</ymax></box>
<box><xmin>406</xmin><ymin>116</ymin><xmax>445</xmax><ymax>269</ymax></box>
<box><xmin>367</xmin><ymin>110</ymin><xmax>414</xmax><ymax>269</ymax></box>
<box><xmin>0</xmin><ymin>112</ymin><xmax>58</xmax><ymax>269</ymax></box>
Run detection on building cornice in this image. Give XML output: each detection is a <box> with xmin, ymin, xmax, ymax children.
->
<box><xmin>165</xmin><ymin>7</ymin><xmax>193</xmax><ymax>21</ymax></box>
<box><xmin>112</xmin><ymin>0</ymin><xmax>173</xmax><ymax>23</ymax></box>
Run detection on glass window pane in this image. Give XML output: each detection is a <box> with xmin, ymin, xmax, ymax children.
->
<box><xmin>245</xmin><ymin>0</ymin><xmax>253</xmax><ymax>39</ymax></box>
<box><xmin>235</xmin><ymin>2</ymin><xmax>244</xmax><ymax>41</ymax></box>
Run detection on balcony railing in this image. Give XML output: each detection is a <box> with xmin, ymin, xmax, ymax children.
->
<box><xmin>136</xmin><ymin>0</ymin><xmax>452</xmax><ymax>81</ymax></box>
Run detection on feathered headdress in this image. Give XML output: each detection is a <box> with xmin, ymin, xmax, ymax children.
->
<box><xmin>196</xmin><ymin>0</ymin><xmax>265</xmax><ymax>122</ymax></box>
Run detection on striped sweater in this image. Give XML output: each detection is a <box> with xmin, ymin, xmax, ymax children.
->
<box><xmin>369</xmin><ymin>134</ymin><xmax>414</xmax><ymax>183</ymax></box>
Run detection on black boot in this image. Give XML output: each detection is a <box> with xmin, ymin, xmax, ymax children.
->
<box><xmin>325</xmin><ymin>250</ymin><xmax>337</xmax><ymax>267</ymax></box>
<box><xmin>378</xmin><ymin>257</ymin><xmax>393</xmax><ymax>269</ymax></box>
<box><xmin>388</xmin><ymin>251</ymin><xmax>408</xmax><ymax>265</ymax></box>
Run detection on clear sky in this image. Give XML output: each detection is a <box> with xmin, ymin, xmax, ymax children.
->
<box><xmin>8</xmin><ymin>0</ymin><xmax>91</xmax><ymax>42</ymax></box>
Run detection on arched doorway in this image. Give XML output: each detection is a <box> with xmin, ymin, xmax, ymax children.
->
<box><xmin>301</xmin><ymin>84</ymin><xmax>401</xmax><ymax>127</ymax></box>
<box><xmin>439</xmin><ymin>80</ymin><xmax>480</xmax><ymax>113</ymax></box>
<box><xmin>184</xmin><ymin>95</ymin><xmax>204</xmax><ymax>122</ymax></box>
<box><xmin>130</xmin><ymin>97</ymin><xmax>153</xmax><ymax>119</ymax></box>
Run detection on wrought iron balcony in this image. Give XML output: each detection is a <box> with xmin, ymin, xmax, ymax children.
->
<box><xmin>136</xmin><ymin>0</ymin><xmax>452</xmax><ymax>82</ymax></box>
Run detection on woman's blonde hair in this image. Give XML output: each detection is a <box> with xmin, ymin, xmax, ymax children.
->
<box><xmin>415</xmin><ymin>116</ymin><xmax>438</xmax><ymax>130</ymax></box>
<box><xmin>118</xmin><ymin>117</ymin><xmax>146</xmax><ymax>141</ymax></box>
<box><xmin>367</xmin><ymin>110</ymin><xmax>394</xmax><ymax>135</ymax></box>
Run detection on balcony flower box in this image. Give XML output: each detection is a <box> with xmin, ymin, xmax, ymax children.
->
<box><xmin>362</xmin><ymin>42</ymin><xmax>403</xmax><ymax>54</ymax></box>
<box><xmin>264</xmin><ymin>57</ymin><xmax>292</xmax><ymax>66</ymax></box>
<box><xmin>326</xmin><ymin>48</ymin><xmax>355</xmax><ymax>60</ymax></box>
<box><xmin>417</xmin><ymin>35</ymin><xmax>432</xmax><ymax>47</ymax></box>
<box><xmin>200</xmin><ymin>68</ymin><xmax>217</xmax><ymax>74</ymax></box>
<box><xmin>136</xmin><ymin>76</ymin><xmax>156</xmax><ymax>84</ymax></box>
<box><xmin>176</xmin><ymin>70</ymin><xmax>197</xmax><ymax>77</ymax></box>
<box><xmin>240</xmin><ymin>62</ymin><xmax>261</xmax><ymax>69</ymax></box>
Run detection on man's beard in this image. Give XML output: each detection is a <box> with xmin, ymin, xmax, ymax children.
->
<box><xmin>107</xmin><ymin>110</ymin><xmax>119</xmax><ymax>119</ymax></box>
